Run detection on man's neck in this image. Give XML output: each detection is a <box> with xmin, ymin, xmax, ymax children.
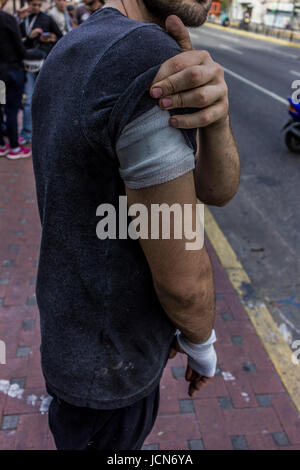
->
<box><xmin>102</xmin><ymin>0</ymin><xmax>165</xmax><ymax>28</ymax></box>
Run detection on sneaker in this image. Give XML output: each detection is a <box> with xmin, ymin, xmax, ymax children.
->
<box><xmin>18</xmin><ymin>136</ymin><xmax>31</xmax><ymax>146</ymax></box>
<box><xmin>0</xmin><ymin>143</ymin><xmax>9</xmax><ymax>157</ymax></box>
<box><xmin>6</xmin><ymin>146</ymin><xmax>31</xmax><ymax>160</ymax></box>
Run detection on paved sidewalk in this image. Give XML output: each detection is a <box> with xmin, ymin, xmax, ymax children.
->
<box><xmin>0</xmin><ymin>155</ymin><xmax>300</xmax><ymax>450</ymax></box>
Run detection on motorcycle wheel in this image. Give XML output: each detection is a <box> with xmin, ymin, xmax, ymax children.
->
<box><xmin>285</xmin><ymin>131</ymin><xmax>300</xmax><ymax>154</ymax></box>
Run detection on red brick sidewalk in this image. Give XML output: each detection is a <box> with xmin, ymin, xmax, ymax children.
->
<box><xmin>0</xmin><ymin>155</ymin><xmax>300</xmax><ymax>450</ymax></box>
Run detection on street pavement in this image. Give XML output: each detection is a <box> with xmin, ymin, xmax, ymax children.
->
<box><xmin>189</xmin><ymin>24</ymin><xmax>300</xmax><ymax>345</ymax></box>
<box><xmin>0</xmin><ymin>25</ymin><xmax>300</xmax><ymax>450</ymax></box>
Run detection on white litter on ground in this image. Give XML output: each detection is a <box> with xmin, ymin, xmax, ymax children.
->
<box><xmin>7</xmin><ymin>383</ymin><xmax>24</xmax><ymax>399</ymax></box>
<box><xmin>241</xmin><ymin>392</ymin><xmax>250</xmax><ymax>402</ymax></box>
<box><xmin>0</xmin><ymin>379</ymin><xmax>52</xmax><ymax>414</ymax></box>
<box><xmin>0</xmin><ymin>380</ymin><xmax>24</xmax><ymax>399</ymax></box>
<box><xmin>221</xmin><ymin>371</ymin><xmax>235</xmax><ymax>381</ymax></box>
<box><xmin>27</xmin><ymin>394</ymin><xmax>38</xmax><ymax>406</ymax></box>
<box><xmin>39</xmin><ymin>395</ymin><xmax>52</xmax><ymax>414</ymax></box>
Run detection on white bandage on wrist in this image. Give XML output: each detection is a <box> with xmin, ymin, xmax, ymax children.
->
<box><xmin>177</xmin><ymin>329</ymin><xmax>217</xmax><ymax>377</ymax></box>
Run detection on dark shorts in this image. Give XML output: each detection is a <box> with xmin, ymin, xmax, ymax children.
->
<box><xmin>47</xmin><ymin>383</ymin><xmax>160</xmax><ymax>450</ymax></box>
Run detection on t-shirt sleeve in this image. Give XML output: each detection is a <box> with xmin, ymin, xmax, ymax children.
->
<box><xmin>81</xmin><ymin>24</ymin><xmax>198</xmax><ymax>160</ymax></box>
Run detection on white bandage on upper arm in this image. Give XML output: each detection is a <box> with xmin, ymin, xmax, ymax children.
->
<box><xmin>116</xmin><ymin>105</ymin><xmax>196</xmax><ymax>189</ymax></box>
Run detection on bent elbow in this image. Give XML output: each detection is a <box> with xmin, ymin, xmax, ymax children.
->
<box><xmin>154</xmin><ymin>278</ymin><xmax>200</xmax><ymax>309</ymax></box>
<box><xmin>198</xmin><ymin>187</ymin><xmax>239</xmax><ymax>207</ymax></box>
<box><xmin>198</xmin><ymin>194</ymin><xmax>233</xmax><ymax>207</ymax></box>
<box><xmin>212</xmin><ymin>196</ymin><xmax>234</xmax><ymax>207</ymax></box>
<box><xmin>153</xmin><ymin>265</ymin><xmax>214</xmax><ymax>311</ymax></box>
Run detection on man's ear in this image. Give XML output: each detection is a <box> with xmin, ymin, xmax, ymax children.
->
<box><xmin>165</xmin><ymin>15</ymin><xmax>194</xmax><ymax>51</ymax></box>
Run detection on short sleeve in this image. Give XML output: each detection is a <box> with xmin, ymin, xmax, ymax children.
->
<box><xmin>81</xmin><ymin>24</ymin><xmax>198</xmax><ymax>159</ymax></box>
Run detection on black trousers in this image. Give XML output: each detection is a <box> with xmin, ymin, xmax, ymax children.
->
<box><xmin>48</xmin><ymin>383</ymin><xmax>160</xmax><ymax>450</ymax></box>
<box><xmin>0</xmin><ymin>69</ymin><xmax>25</xmax><ymax>149</ymax></box>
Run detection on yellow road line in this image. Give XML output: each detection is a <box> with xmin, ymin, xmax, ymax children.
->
<box><xmin>205</xmin><ymin>22</ymin><xmax>300</xmax><ymax>50</ymax></box>
<box><xmin>204</xmin><ymin>206</ymin><xmax>300</xmax><ymax>414</ymax></box>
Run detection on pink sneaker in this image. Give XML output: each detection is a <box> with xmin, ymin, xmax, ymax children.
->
<box><xmin>6</xmin><ymin>146</ymin><xmax>31</xmax><ymax>160</ymax></box>
<box><xmin>0</xmin><ymin>143</ymin><xmax>9</xmax><ymax>157</ymax></box>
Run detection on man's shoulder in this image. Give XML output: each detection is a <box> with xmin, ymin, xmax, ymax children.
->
<box><xmin>66</xmin><ymin>13</ymin><xmax>182</xmax><ymax>75</ymax></box>
<box><xmin>115</xmin><ymin>21</ymin><xmax>180</xmax><ymax>54</ymax></box>
<box><xmin>98</xmin><ymin>21</ymin><xmax>182</xmax><ymax>75</ymax></box>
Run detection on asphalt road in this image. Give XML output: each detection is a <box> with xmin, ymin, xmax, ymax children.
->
<box><xmin>189</xmin><ymin>25</ymin><xmax>300</xmax><ymax>345</ymax></box>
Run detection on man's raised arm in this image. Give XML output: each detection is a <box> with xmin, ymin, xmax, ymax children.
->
<box><xmin>150</xmin><ymin>15</ymin><xmax>240</xmax><ymax>207</ymax></box>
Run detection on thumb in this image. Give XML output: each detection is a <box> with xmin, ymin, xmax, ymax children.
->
<box><xmin>165</xmin><ymin>15</ymin><xmax>194</xmax><ymax>51</ymax></box>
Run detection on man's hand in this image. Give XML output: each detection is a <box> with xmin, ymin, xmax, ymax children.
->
<box><xmin>29</xmin><ymin>28</ymin><xmax>43</xmax><ymax>39</ymax></box>
<box><xmin>150</xmin><ymin>15</ymin><xmax>229</xmax><ymax>130</ymax></box>
<box><xmin>39</xmin><ymin>33</ymin><xmax>57</xmax><ymax>43</ymax></box>
<box><xmin>16</xmin><ymin>6</ymin><xmax>29</xmax><ymax>19</ymax></box>
<box><xmin>48</xmin><ymin>33</ymin><xmax>57</xmax><ymax>43</ymax></box>
<box><xmin>168</xmin><ymin>335</ymin><xmax>213</xmax><ymax>397</ymax></box>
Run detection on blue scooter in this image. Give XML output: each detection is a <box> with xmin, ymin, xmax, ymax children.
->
<box><xmin>283</xmin><ymin>97</ymin><xmax>300</xmax><ymax>154</ymax></box>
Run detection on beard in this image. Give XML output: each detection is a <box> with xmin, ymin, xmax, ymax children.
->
<box><xmin>142</xmin><ymin>0</ymin><xmax>212</xmax><ymax>27</ymax></box>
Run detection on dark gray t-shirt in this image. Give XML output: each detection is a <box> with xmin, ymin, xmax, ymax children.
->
<box><xmin>31</xmin><ymin>7</ymin><xmax>197</xmax><ymax>409</ymax></box>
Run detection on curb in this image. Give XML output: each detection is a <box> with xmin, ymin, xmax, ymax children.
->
<box><xmin>205</xmin><ymin>22</ymin><xmax>300</xmax><ymax>50</ymax></box>
<box><xmin>204</xmin><ymin>205</ymin><xmax>300</xmax><ymax>414</ymax></box>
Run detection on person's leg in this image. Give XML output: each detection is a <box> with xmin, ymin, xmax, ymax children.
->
<box><xmin>48</xmin><ymin>383</ymin><xmax>160</xmax><ymax>450</ymax></box>
<box><xmin>88</xmin><ymin>383</ymin><xmax>160</xmax><ymax>450</ymax></box>
<box><xmin>20</xmin><ymin>71</ymin><xmax>37</xmax><ymax>142</ymax></box>
<box><xmin>4</xmin><ymin>69</ymin><xmax>25</xmax><ymax>149</ymax></box>
<box><xmin>48</xmin><ymin>393</ymin><xmax>114</xmax><ymax>450</ymax></box>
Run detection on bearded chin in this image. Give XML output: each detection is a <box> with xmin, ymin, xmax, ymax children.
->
<box><xmin>142</xmin><ymin>0</ymin><xmax>211</xmax><ymax>28</ymax></box>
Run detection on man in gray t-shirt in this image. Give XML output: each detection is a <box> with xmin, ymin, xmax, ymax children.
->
<box><xmin>32</xmin><ymin>0</ymin><xmax>240</xmax><ymax>450</ymax></box>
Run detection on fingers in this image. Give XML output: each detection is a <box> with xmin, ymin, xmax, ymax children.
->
<box><xmin>154</xmin><ymin>64</ymin><xmax>217</xmax><ymax>104</ymax></box>
<box><xmin>168</xmin><ymin>99</ymin><xmax>229</xmax><ymax>129</ymax></box>
<box><xmin>158</xmin><ymin>83</ymin><xmax>228</xmax><ymax>112</ymax></box>
<box><xmin>150</xmin><ymin>50</ymin><xmax>210</xmax><ymax>95</ymax></box>
<box><xmin>165</xmin><ymin>15</ymin><xmax>194</xmax><ymax>52</ymax></box>
<box><xmin>185</xmin><ymin>364</ymin><xmax>193</xmax><ymax>382</ymax></box>
<box><xmin>189</xmin><ymin>375</ymin><xmax>213</xmax><ymax>397</ymax></box>
<box><xmin>185</xmin><ymin>369</ymin><xmax>214</xmax><ymax>397</ymax></box>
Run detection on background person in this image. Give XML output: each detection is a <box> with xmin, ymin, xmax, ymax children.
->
<box><xmin>66</xmin><ymin>4</ymin><xmax>78</xmax><ymax>28</ymax></box>
<box><xmin>18</xmin><ymin>0</ymin><xmax>63</xmax><ymax>145</ymax></box>
<box><xmin>0</xmin><ymin>0</ymin><xmax>31</xmax><ymax>159</ymax></box>
<box><xmin>49</xmin><ymin>0</ymin><xmax>73</xmax><ymax>35</ymax></box>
